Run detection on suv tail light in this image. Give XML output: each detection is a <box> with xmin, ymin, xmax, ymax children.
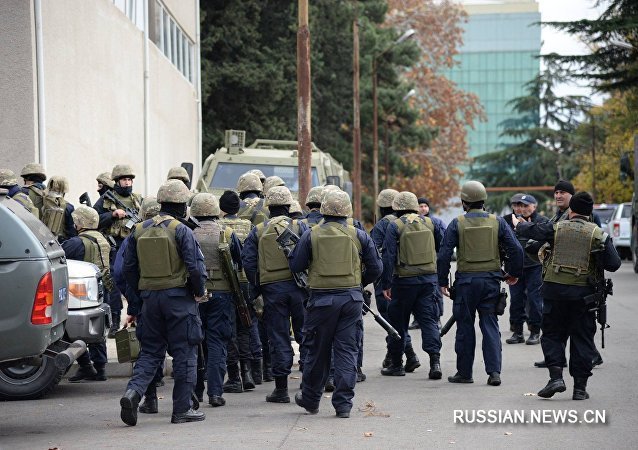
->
<box><xmin>32</xmin><ymin>272</ymin><xmax>53</xmax><ymax>325</ymax></box>
<box><xmin>613</xmin><ymin>222</ymin><xmax>620</xmax><ymax>237</ymax></box>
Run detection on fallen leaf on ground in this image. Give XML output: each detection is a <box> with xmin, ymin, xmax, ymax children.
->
<box><xmin>449</xmin><ymin>441</ymin><xmax>456</xmax><ymax>445</ymax></box>
<box><xmin>295</xmin><ymin>427</ymin><xmax>308</xmax><ymax>431</ymax></box>
<box><xmin>504</xmin><ymin>432</ymin><xmax>512</xmax><ymax>436</ymax></box>
<box><xmin>523</xmin><ymin>393</ymin><xmax>536</xmax><ymax>396</ymax></box>
<box><xmin>364</xmin><ymin>432</ymin><xmax>373</xmax><ymax>437</ymax></box>
<box><xmin>358</xmin><ymin>400</ymin><xmax>390</xmax><ymax>417</ymax></box>
<box><xmin>290</xmin><ymin>376</ymin><xmax>300</xmax><ymax>379</ymax></box>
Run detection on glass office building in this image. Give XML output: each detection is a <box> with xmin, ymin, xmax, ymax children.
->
<box><xmin>447</xmin><ymin>0</ymin><xmax>541</xmax><ymax>160</ymax></box>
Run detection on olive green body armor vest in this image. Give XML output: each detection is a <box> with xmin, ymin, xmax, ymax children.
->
<box><xmin>193</xmin><ymin>220</ymin><xmax>233</xmax><ymax>292</ymax></box>
<box><xmin>256</xmin><ymin>217</ymin><xmax>299</xmax><ymax>284</ymax></box>
<box><xmin>103</xmin><ymin>192</ymin><xmax>142</xmax><ymax>239</ymax></box>
<box><xmin>25</xmin><ymin>185</ymin><xmax>45</xmax><ymax>216</ymax></box>
<box><xmin>11</xmin><ymin>191</ymin><xmax>39</xmax><ymax>218</ymax></box>
<box><xmin>394</xmin><ymin>214</ymin><xmax>437</xmax><ymax>277</ymax></box>
<box><xmin>544</xmin><ymin>219</ymin><xmax>604</xmax><ymax>286</ymax></box>
<box><xmin>239</xmin><ymin>197</ymin><xmax>269</xmax><ymax>226</ymax></box>
<box><xmin>79</xmin><ymin>230</ymin><xmax>115</xmax><ymax>291</ymax></box>
<box><xmin>134</xmin><ymin>215</ymin><xmax>187</xmax><ymax>290</ymax></box>
<box><xmin>219</xmin><ymin>216</ymin><xmax>251</xmax><ymax>283</ymax></box>
<box><xmin>456</xmin><ymin>211</ymin><xmax>501</xmax><ymax>273</ymax></box>
<box><xmin>308</xmin><ymin>222</ymin><xmax>362</xmax><ymax>289</ymax></box>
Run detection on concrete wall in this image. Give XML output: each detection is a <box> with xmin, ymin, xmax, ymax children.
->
<box><xmin>0</xmin><ymin>0</ymin><xmax>38</xmax><ymax>174</ymax></box>
<box><xmin>0</xmin><ymin>0</ymin><xmax>200</xmax><ymax>204</ymax></box>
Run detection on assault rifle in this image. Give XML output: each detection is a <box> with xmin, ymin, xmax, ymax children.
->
<box><xmin>440</xmin><ymin>283</ymin><xmax>456</xmax><ymax>337</ymax></box>
<box><xmin>219</xmin><ymin>242</ymin><xmax>252</xmax><ymax>327</ymax></box>
<box><xmin>275</xmin><ymin>226</ymin><xmax>400</xmax><ymax>341</ymax></box>
<box><xmin>104</xmin><ymin>190</ymin><xmax>141</xmax><ymax>230</ymax></box>
<box><xmin>585</xmin><ymin>246</ymin><xmax>613</xmax><ymax>348</ymax></box>
<box><xmin>79</xmin><ymin>192</ymin><xmax>92</xmax><ymax>207</ymax></box>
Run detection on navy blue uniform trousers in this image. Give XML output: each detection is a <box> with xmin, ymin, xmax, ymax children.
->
<box><xmin>453</xmin><ymin>277</ymin><xmax>502</xmax><ymax>377</ymax></box>
<box><xmin>302</xmin><ymin>293</ymin><xmax>362</xmax><ymax>413</ymax></box>
<box><xmin>126</xmin><ymin>291</ymin><xmax>202</xmax><ymax>414</ymax></box>
<box><xmin>199</xmin><ymin>292</ymin><xmax>233</xmax><ymax>397</ymax></box>
<box><xmin>261</xmin><ymin>283</ymin><xmax>306</xmax><ymax>377</ymax></box>
<box><xmin>508</xmin><ymin>265</ymin><xmax>543</xmax><ymax>331</ymax></box>
<box><xmin>387</xmin><ymin>282</ymin><xmax>441</xmax><ymax>360</ymax></box>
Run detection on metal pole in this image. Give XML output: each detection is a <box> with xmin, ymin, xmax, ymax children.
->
<box><xmin>372</xmin><ymin>58</ymin><xmax>379</xmax><ymax>214</ymax></box>
<box><xmin>352</xmin><ymin>10</ymin><xmax>361</xmax><ymax>219</ymax></box>
<box><xmin>384</xmin><ymin>120</ymin><xmax>389</xmax><ymax>187</ymax></box>
<box><xmin>297</xmin><ymin>0</ymin><xmax>312</xmax><ymax>205</ymax></box>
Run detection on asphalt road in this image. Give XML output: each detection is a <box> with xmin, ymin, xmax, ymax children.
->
<box><xmin>1</xmin><ymin>263</ymin><xmax>636</xmax><ymax>449</ymax></box>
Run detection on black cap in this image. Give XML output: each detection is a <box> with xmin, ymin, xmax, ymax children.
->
<box><xmin>569</xmin><ymin>192</ymin><xmax>594</xmax><ymax>216</ymax></box>
<box><xmin>510</xmin><ymin>193</ymin><xmax>524</xmax><ymax>204</ymax></box>
<box><xmin>519</xmin><ymin>194</ymin><xmax>537</xmax><ymax>205</ymax></box>
<box><xmin>554</xmin><ymin>179</ymin><xmax>575</xmax><ymax>195</ymax></box>
<box><xmin>219</xmin><ymin>190</ymin><xmax>240</xmax><ymax>215</ymax></box>
<box><xmin>418</xmin><ymin>197</ymin><xmax>429</xmax><ymax>206</ymax></box>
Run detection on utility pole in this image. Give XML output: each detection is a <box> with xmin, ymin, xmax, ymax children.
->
<box><xmin>352</xmin><ymin>6</ymin><xmax>361</xmax><ymax>219</ymax></box>
<box><xmin>297</xmin><ymin>0</ymin><xmax>311</xmax><ymax>205</ymax></box>
<box><xmin>591</xmin><ymin>117</ymin><xmax>597</xmax><ymax>201</ymax></box>
<box><xmin>372</xmin><ymin>58</ymin><xmax>379</xmax><ymax>213</ymax></box>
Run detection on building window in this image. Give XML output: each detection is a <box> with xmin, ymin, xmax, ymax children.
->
<box><xmin>112</xmin><ymin>0</ymin><xmax>144</xmax><ymax>31</ymax></box>
<box><xmin>150</xmin><ymin>0</ymin><xmax>195</xmax><ymax>84</ymax></box>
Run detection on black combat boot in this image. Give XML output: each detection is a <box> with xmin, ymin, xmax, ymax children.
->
<box><xmin>573</xmin><ymin>377</ymin><xmax>589</xmax><ymax>400</ymax></box>
<box><xmin>381</xmin><ymin>356</ymin><xmax>405</xmax><ymax>376</ymax></box>
<box><xmin>69</xmin><ymin>364</ymin><xmax>98</xmax><ymax>382</ymax></box>
<box><xmin>324</xmin><ymin>376</ymin><xmax>335</xmax><ymax>392</ymax></box>
<box><xmin>506</xmin><ymin>324</ymin><xmax>525</xmax><ymax>344</ymax></box>
<box><xmin>120</xmin><ymin>389</ymin><xmax>141</xmax><ymax>426</ymax></box>
<box><xmin>266</xmin><ymin>376</ymin><xmax>290</xmax><ymax>403</ymax></box>
<box><xmin>526</xmin><ymin>326</ymin><xmax>540</xmax><ymax>345</ymax></box>
<box><xmin>223</xmin><ymin>362</ymin><xmax>243</xmax><ymax>393</ymax></box>
<box><xmin>139</xmin><ymin>384</ymin><xmax>158</xmax><ymax>414</ymax></box>
<box><xmin>209</xmin><ymin>395</ymin><xmax>226</xmax><ymax>407</ymax></box>
<box><xmin>94</xmin><ymin>365</ymin><xmax>107</xmax><ymax>382</ymax></box>
<box><xmin>171</xmin><ymin>409</ymin><xmax>206</xmax><ymax>424</ymax></box>
<box><xmin>447</xmin><ymin>373</ymin><xmax>473</xmax><ymax>383</ymax></box>
<box><xmin>108</xmin><ymin>312</ymin><xmax>120</xmax><ymax>339</ymax></box>
<box><xmin>428</xmin><ymin>353</ymin><xmax>442</xmax><ymax>380</ymax></box>
<box><xmin>487</xmin><ymin>372</ymin><xmax>501</xmax><ymax>386</ymax></box>
<box><xmin>592</xmin><ymin>352</ymin><xmax>604</xmax><ymax>367</ymax></box>
<box><xmin>262</xmin><ymin>358</ymin><xmax>274</xmax><ymax>382</ymax></box>
<box><xmin>537</xmin><ymin>366</ymin><xmax>567</xmax><ymax>398</ymax></box>
<box><xmin>382</xmin><ymin>351</ymin><xmax>392</xmax><ymax>369</ymax></box>
<box><xmin>251</xmin><ymin>359</ymin><xmax>263</xmax><ymax>385</ymax></box>
<box><xmin>241</xmin><ymin>360</ymin><xmax>256</xmax><ymax>390</ymax></box>
<box><xmin>356</xmin><ymin>367</ymin><xmax>366</xmax><ymax>382</ymax></box>
<box><xmin>404</xmin><ymin>345</ymin><xmax>421</xmax><ymax>373</ymax></box>
<box><xmin>295</xmin><ymin>391</ymin><xmax>318</xmax><ymax>414</ymax></box>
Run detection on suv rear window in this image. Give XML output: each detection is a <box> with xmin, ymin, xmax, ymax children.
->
<box><xmin>210</xmin><ymin>162</ymin><xmax>319</xmax><ymax>191</ymax></box>
<box><xmin>621</xmin><ymin>204</ymin><xmax>632</xmax><ymax>218</ymax></box>
<box><xmin>594</xmin><ymin>207</ymin><xmax>615</xmax><ymax>223</ymax></box>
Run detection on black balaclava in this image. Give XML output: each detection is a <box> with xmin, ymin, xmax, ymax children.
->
<box><xmin>379</xmin><ymin>206</ymin><xmax>394</xmax><ymax>218</ymax></box>
<box><xmin>160</xmin><ymin>202</ymin><xmax>187</xmax><ymax>218</ymax></box>
<box><xmin>98</xmin><ymin>186</ymin><xmax>110</xmax><ymax>197</ymax></box>
<box><xmin>114</xmin><ymin>182</ymin><xmax>132</xmax><ymax>197</ymax></box>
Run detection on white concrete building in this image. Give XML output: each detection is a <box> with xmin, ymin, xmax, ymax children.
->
<box><xmin>0</xmin><ymin>0</ymin><xmax>201</xmax><ymax>203</ymax></box>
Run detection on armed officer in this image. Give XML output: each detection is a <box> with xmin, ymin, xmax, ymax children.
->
<box><xmin>289</xmin><ymin>190</ymin><xmax>382</xmax><ymax>418</ymax></box>
<box><xmin>217</xmin><ymin>190</ymin><xmax>263</xmax><ymax>392</ymax></box>
<box><xmin>242</xmin><ymin>186</ymin><xmax>308</xmax><ymax>404</ymax></box>
<box><xmin>119</xmin><ymin>180</ymin><xmax>206</xmax><ymax>426</ymax></box>
<box><xmin>62</xmin><ymin>205</ymin><xmax>111</xmax><ymax>382</ymax></box>
<box><xmin>380</xmin><ymin>192</ymin><xmax>445</xmax><ymax>379</ymax></box>
<box><xmin>437</xmin><ymin>181</ymin><xmax>523</xmax><ymax>386</ymax></box>
<box><xmin>514</xmin><ymin>192</ymin><xmax>621</xmax><ymax>400</ymax></box>
<box><xmin>94</xmin><ymin>164</ymin><xmax>143</xmax><ymax>338</ymax></box>
<box><xmin>300</xmin><ymin>186</ymin><xmax>325</xmax><ymax>226</ymax></box>
<box><xmin>167</xmin><ymin>166</ymin><xmax>191</xmax><ymax>186</ymax></box>
<box><xmin>190</xmin><ymin>193</ymin><xmax>243</xmax><ymax>407</ymax></box>
<box><xmin>0</xmin><ymin>169</ymin><xmax>38</xmax><ymax>216</ymax></box>
<box><xmin>96</xmin><ymin>172</ymin><xmax>114</xmax><ymax>197</ymax></box>
<box><xmin>20</xmin><ymin>162</ymin><xmax>47</xmax><ymax>215</ymax></box>
<box><xmin>237</xmin><ymin>172</ymin><xmax>268</xmax><ymax>225</ymax></box>
<box><xmin>46</xmin><ymin>176</ymin><xmax>77</xmax><ymax>242</ymax></box>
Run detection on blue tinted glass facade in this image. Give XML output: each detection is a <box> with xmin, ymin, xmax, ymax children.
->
<box><xmin>446</xmin><ymin>11</ymin><xmax>541</xmax><ymax>159</ymax></box>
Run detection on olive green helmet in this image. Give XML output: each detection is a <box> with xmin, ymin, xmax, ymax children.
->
<box><xmin>72</xmin><ymin>205</ymin><xmax>99</xmax><ymax>230</ymax></box>
<box><xmin>20</xmin><ymin>163</ymin><xmax>46</xmax><ymax>179</ymax></box>
<box><xmin>289</xmin><ymin>200</ymin><xmax>303</xmax><ymax>215</ymax></box>
<box><xmin>157</xmin><ymin>179</ymin><xmax>191</xmax><ymax>203</ymax></box>
<box><xmin>111</xmin><ymin>164</ymin><xmax>136</xmax><ymax>181</ymax></box>
<box><xmin>96</xmin><ymin>172</ymin><xmax>115</xmax><ymax>188</ymax></box>
<box><xmin>248</xmin><ymin>169</ymin><xmax>266</xmax><ymax>182</ymax></box>
<box><xmin>167</xmin><ymin>166</ymin><xmax>190</xmax><ymax>183</ymax></box>
<box><xmin>392</xmin><ymin>191</ymin><xmax>419</xmax><ymax>212</ymax></box>
<box><xmin>460</xmin><ymin>180</ymin><xmax>488</xmax><ymax>203</ymax></box>
<box><xmin>377</xmin><ymin>189</ymin><xmax>399</xmax><ymax>208</ymax></box>
<box><xmin>263</xmin><ymin>175</ymin><xmax>286</xmax><ymax>194</ymax></box>
<box><xmin>140</xmin><ymin>196</ymin><xmax>160</xmax><ymax>219</ymax></box>
<box><xmin>237</xmin><ymin>172</ymin><xmax>263</xmax><ymax>193</ymax></box>
<box><xmin>47</xmin><ymin>176</ymin><xmax>69</xmax><ymax>194</ymax></box>
<box><xmin>191</xmin><ymin>193</ymin><xmax>221</xmax><ymax>217</ymax></box>
<box><xmin>305</xmin><ymin>186</ymin><xmax>324</xmax><ymax>206</ymax></box>
<box><xmin>321</xmin><ymin>190</ymin><xmax>353</xmax><ymax>217</ymax></box>
<box><xmin>265</xmin><ymin>185</ymin><xmax>293</xmax><ymax>206</ymax></box>
<box><xmin>0</xmin><ymin>169</ymin><xmax>19</xmax><ymax>187</ymax></box>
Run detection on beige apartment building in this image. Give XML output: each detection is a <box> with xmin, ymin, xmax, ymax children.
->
<box><xmin>0</xmin><ymin>0</ymin><xmax>201</xmax><ymax>202</ymax></box>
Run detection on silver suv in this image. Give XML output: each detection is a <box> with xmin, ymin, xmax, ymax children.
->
<box><xmin>610</xmin><ymin>202</ymin><xmax>632</xmax><ymax>260</ymax></box>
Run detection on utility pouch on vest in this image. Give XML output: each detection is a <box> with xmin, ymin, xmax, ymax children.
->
<box><xmin>138</xmin><ymin>228</ymin><xmax>173</xmax><ymax>279</ymax></box>
<box><xmin>462</xmin><ymin>226</ymin><xmax>497</xmax><ymax>262</ymax></box>
<box><xmin>81</xmin><ymin>234</ymin><xmax>115</xmax><ymax>292</ymax></box>
<box><xmin>42</xmin><ymin>195</ymin><xmax>65</xmax><ymax>236</ymax></box>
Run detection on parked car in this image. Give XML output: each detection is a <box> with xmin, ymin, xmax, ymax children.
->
<box><xmin>610</xmin><ymin>202</ymin><xmax>633</xmax><ymax>260</ymax></box>
<box><xmin>0</xmin><ymin>190</ymin><xmax>88</xmax><ymax>400</ymax></box>
<box><xmin>593</xmin><ymin>203</ymin><xmax>618</xmax><ymax>236</ymax></box>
